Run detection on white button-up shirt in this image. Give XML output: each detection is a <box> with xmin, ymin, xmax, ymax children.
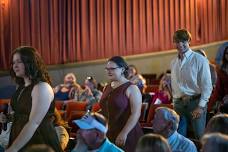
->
<box><xmin>170</xmin><ymin>49</ymin><xmax>213</xmax><ymax>107</ymax></box>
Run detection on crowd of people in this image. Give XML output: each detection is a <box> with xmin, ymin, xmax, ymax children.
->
<box><xmin>0</xmin><ymin>28</ymin><xmax>227</xmax><ymax>152</ymax></box>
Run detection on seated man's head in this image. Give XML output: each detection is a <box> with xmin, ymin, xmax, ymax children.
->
<box><xmin>205</xmin><ymin>114</ymin><xmax>228</xmax><ymax>135</ymax></box>
<box><xmin>201</xmin><ymin>133</ymin><xmax>228</xmax><ymax>152</ymax></box>
<box><xmin>136</xmin><ymin>133</ymin><xmax>171</xmax><ymax>152</ymax></box>
<box><xmin>152</xmin><ymin>107</ymin><xmax>179</xmax><ymax>138</ymax></box>
<box><xmin>73</xmin><ymin>112</ymin><xmax>108</xmax><ymax>149</ymax></box>
<box><xmin>84</xmin><ymin>76</ymin><xmax>97</xmax><ymax>90</ymax></box>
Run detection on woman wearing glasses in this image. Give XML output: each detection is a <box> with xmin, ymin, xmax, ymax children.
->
<box><xmin>100</xmin><ymin>56</ymin><xmax>143</xmax><ymax>152</ymax></box>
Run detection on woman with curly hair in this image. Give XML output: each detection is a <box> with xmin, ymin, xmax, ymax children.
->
<box><xmin>3</xmin><ymin>46</ymin><xmax>62</xmax><ymax>152</ymax></box>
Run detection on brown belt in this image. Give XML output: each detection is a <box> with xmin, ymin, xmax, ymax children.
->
<box><xmin>174</xmin><ymin>94</ymin><xmax>201</xmax><ymax>103</ymax></box>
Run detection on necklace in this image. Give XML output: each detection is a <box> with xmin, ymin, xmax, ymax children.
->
<box><xmin>17</xmin><ymin>87</ymin><xmax>26</xmax><ymax>102</ymax></box>
<box><xmin>111</xmin><ymin>81</ymin><xmax>115</xmax><ymax>88</ymax></box>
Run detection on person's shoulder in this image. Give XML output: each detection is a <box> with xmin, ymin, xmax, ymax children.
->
<box><xmin>35</xmin><ymin>82</ymin><xmax>52</xmax><ymax>89</ymax></box>
<box><xmin>170</xmin><ymin>56</ymin><xmax>178</xmax><ymax>67</ymax></box>
<box><xmin>33</xmin><ymin>82</ymin><xmax>53</xmax><ymax>94</ymax></box>
<box><xmin>176</xmin><ymin>133</ymin><xmax>197</xmax><ymax>151</ymax></box>
<box><xmin>102</xmin><ymin>139</ymin><xmax>124</xmax><ymax>152</ymax></box>
<box><xmin>128</xmin><ymin>82</ymin><xmax>140</xmax><ymax>91</ymax></box>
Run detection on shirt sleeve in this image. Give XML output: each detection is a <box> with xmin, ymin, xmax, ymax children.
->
<box><xmin>198</xmin><ymin>58</ymin><xmax>213</xmax><ymax>107</ymax></box>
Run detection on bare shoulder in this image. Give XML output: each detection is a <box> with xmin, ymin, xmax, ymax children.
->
<box><xmin>128</xmin><ymin>84</ymin><xmax>139</xmax><ymax>90</ymax></box>
<box><xmin>126</xmin><ymin>84</ymin><xmax>142</xmax><ymax>104</ymax></box>
<box><xmin>33</xmin><ymin>82</ymin><xmax>52</xmax><ymax>90</ymax></box>
<box><xmin>126</xmin><ymin>84</ymin><xmax>141</xmax><ymax>95</ymax></box>
<box><xmin>32</xmin><ymin>82</ymin><xmax>54</xmax><ymax>96</ymax></box>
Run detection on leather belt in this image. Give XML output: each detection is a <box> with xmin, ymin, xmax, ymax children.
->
<box><xmin>174</xmin><ymin>94</ymin><xmax>201</xmax><ymax>103</ymax></box>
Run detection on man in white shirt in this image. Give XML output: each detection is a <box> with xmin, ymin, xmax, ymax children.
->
<box><xmin>170</xmin><ymin>29</ymin><xmax>213</xmax><ymax>139</ymax></box>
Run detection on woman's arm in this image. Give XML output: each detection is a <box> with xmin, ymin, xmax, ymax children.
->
<box><xmin>6</xmin><ymin>82</ymin><xmax>54</xmax><ymax>152</ymax></box>
<box><xmin>115</xmin><ymin>85</ymin><xmax>142</xmax><ymax>146</ymax></box>
<box><xmin>54</xmin><ymin>85</ymin><xmax>61</xmax><ymax>93</ymax></box>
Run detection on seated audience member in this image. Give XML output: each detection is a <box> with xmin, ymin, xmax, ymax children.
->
<box><xmin>209</xmin><ymin>46</ymin><xmax>228</xmax><ymax>112</ymax></box>
<box><xmin>79</xmin><ymin>76</ymin><xmax>102</xmax><ymax>110</ymax></box>
<box><xmin>127</xmin><ymin>64</ymin><xmax>146</xmax><ymax>92</ymax></box>
<box><xmin>54</xmin><ymin>73</ymin><xmax>81</xmax><ymax>100</ymax></box>
<box><xmin>215</xmin><ymin>41</ymin><xmax>228</xmax><ymax>66</ymax></box>
<box><xmin>136</xmin><ymin>133</ymin><xmax>171</xmax><ymax>152</ymax></box>
<box><xmin>50</xmin><ymin>108</ymin><xmax>69</xmax><ymax>150</ymax></box>
<box><xmin>71</xmin><ymin>112</ymin><xmax>124</xmax><ymax>152</ymax></box>
<box><xmin>152</xmin><ymin>107</ymin><xmax>197</xmax><ymax>152</ymax></box>
<box><xmin>219</xmin><ymin>95</ymin><xmax>228</xmax><ymax>114</ymax></box>
<box><xmin>201</xmin><ymin>133</ymin><xmax>228</xmax><ymax>152</ymax></box>
<box><xmin>219</xmin><ymin>103</ymin><xmax>228</xmax><ymax>114</ymax></box>
<box><xmin>195</xmin><ymin>49</ymin><xmax>217</xmax><ymax>88</ymax></box>
<box><xmin>151</xmin><ymin>73</ymin><xmax>172</xmax><ymax>104</ymax></box>
<box><xmin>205</xmin><ymin>114</ymin><xmax>228</xmax><ymax>135</ymax></box>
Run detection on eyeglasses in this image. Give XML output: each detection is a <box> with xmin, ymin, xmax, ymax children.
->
<box><xmin>105</xmin><ymin>67</ymin><xmax>120</xmax><ymax>72</ymax></box>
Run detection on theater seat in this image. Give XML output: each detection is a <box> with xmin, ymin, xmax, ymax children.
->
<box><xmin>64</xmin><ymin>101</ymin><xmax>87</xmax><ymax>135</ymax></box>
<box><xmin>55</xmin><ymin>100</ymin><xmax>64</xmax><ymax>110</ymax></box>
<box><xmin>64</xmin><ymin>101</ymin><xmax>87</xmax><ymax>120</ymax></box>
<box><xmin>139</xmin><ymin>102</ymin><xmax>149</xmax><ymax>122</ymax></box>
<box><xmin>91</xmin><ymin>102</ymin><xmax>101</xmax><ymax>112</ymax></box>
<box><xmin>144</xmin><ymin>85</ymin><xmax>159</xmax><ymax>93</ymax></box>
<box><xmin>0</xmin><ymin>99</ymin><xmax>10</xmax><ymax>113</ymax></box>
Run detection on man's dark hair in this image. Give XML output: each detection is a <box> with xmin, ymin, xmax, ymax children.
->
<box><xmin>173</xmin><ymin>29</ymin><xmax>192</xmax><ymax>43</ymax></box>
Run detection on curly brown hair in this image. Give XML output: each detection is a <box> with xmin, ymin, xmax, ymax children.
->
<box><xmin>9</xmin><ymin>46</ymin><xmax>51</xmax><ymax>85</ymax></box>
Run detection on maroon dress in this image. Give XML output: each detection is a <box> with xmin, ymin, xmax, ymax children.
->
<box><xmin>9</xmin><ymin>84</ymin><xmax>63</xmax><ymax>152</ymax></box>
<box><xmin>100</xmin><ymin>82</ymin><xmax>143</xmax><ymax>152</ymax></box>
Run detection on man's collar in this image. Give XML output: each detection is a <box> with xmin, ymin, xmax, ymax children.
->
<box><xmin>167</xmin><ymin>131</ymin><xmax>178</xmax><ymax>142</ymax></box>
<box><xmin>178</xmin><ymin>49</ymin><xmax>192</xmax><ymax>60</ymax></box>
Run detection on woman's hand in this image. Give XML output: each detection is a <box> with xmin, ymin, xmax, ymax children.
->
<box><xmin>0</xmin><ymin>112</ymin><xmax>7</xmax><ymax>123</ymax></box>
<box><xmin>115</xmin><ymin>131</ymin><xmax>127</xmax><ymax>147</ymax></box>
